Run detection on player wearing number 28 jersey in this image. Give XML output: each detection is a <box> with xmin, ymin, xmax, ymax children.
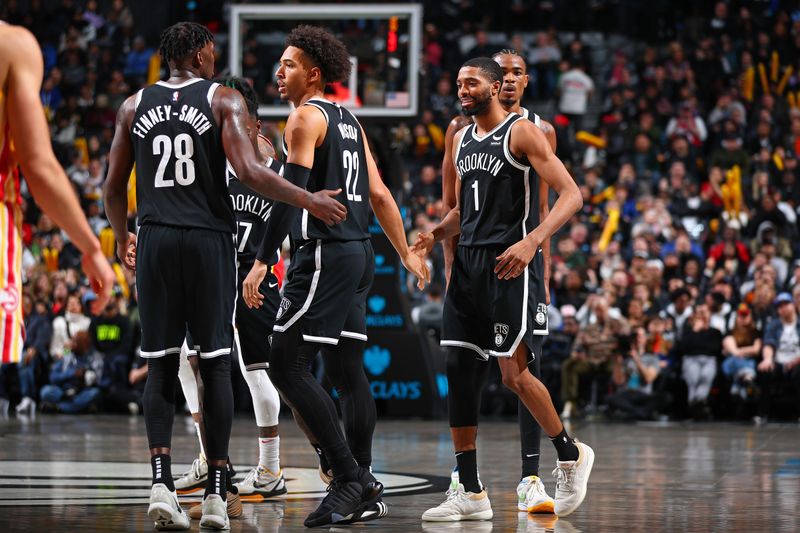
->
<box><xmin>103</xmin><ymin>22</ymin><xmax>346</xmax><ymax>531</ymax></box>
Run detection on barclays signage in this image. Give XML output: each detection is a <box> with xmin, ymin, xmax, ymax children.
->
<box><xmin>366</xmin><ymin>294</ymin><xmax>404</xmax><ymax>328</ymax></box>
<box><xmin>374</xmin><ymin>254</ymin><xmax>396</xmax><ymax>276</ymax></box>
<box><xmin>363</xmin><ymin>344</ymin><xmax>422</xmax><ymax>400</ymax></box>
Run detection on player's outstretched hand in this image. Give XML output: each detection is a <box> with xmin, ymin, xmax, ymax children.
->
<box><xmin>243</xmin><ymin>260</ymin><xmax>268</xmax><ymax>309</ymax></box>
<box><xmin>495</xmin><ymin>238</ymin><xmax>537</xmax><ymax>280</ymax></box>
<box><xmin>402</xmin><ymin>252</ymin><xmax>431</xmax><ymax>291</ymax></box>
<box><xmin>116</xmin><ymin>232</ymin><xmax>137</xmax><ymax>272</ymax></box>
<box><xmin>82</xmin><ymin>248</ymin><xmax>115</xmax><ymax>314</ymax></box>
<box><xmin>410</xmin><ymin>231</ymin><xmax>435</xmax><ymax>259</ymax></box>
<box><xmin>308</xmin><ymin>188</ymin><xmax>347</xmax><ymax>226</ymax></box>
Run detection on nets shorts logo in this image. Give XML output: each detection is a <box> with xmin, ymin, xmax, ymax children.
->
<box><xmin>276</xmin><ymin>297</ymin><xmax>292</xmax><ymax>320</ymax></box>
<box><xmin>535</xmin><ymin>303</ymin><xmax>547</xmax><ymax>325</ymax></box>
<box><xmin>494</xmin><ymin>323</ymin><xmax>509</xmax><ymax>347</ymax></box>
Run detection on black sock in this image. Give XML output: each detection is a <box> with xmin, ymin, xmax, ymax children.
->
<box><xmin>313</xmin><ymin>443</ymin><xmax>331</xmax><ymax>474</ymax></box>
<box><xmin>205</xmin><ymin>465</ymin><xmax>227</xmax><ymax>500</ymax></box>
<box><xmin>225</xmin><ymin>461</ymin><xmax>238</xmax><ymax>495</ymax></box>
<box><xmin>455</xmin><ymin>450</ymin><xmax>481</xmax><ymax>493</ymax></box>
<box><xmin>521</xmin><ymin>454</ymin><xmax>540</xmax><ymax>480</ymax></box>
<box><xmin>549</xmin><ymin>427</ymin><xmax>579</xmax><ymax>462</ymax></box>
<box><xmin>151</xmin><ymin>454</ymin><xmax>174</xmax><ymax>491</ymax></box>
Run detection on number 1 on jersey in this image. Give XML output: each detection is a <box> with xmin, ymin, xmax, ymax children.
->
<box><xmin>342</xmin><ymin>150</ymin><xmax>362</xmax><ymax>202</ymax></box>
<box><xmin>471</xmin><ymin>179</ymin><xmax>479</xmax><ymax>211</ymax></box>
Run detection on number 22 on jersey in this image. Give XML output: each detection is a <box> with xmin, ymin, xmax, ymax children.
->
<box><xmin>153</xmin><ymin>133</ymin><xmax>196</xmax><ymax>187</ymax></box>
<box><xmin>342</xmin><ymin>149</ymin><xmax>362</xmax><ymax>202</ymax></box>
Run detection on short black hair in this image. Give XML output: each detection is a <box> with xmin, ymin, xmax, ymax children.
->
<box><xmin>159</xmin><ymin>22</ymin><xmax>214</xmax><ymax>65</ymax></box>
<box><xmin>461</xmin><ymin>57</ymin><xmax>504</xmax><ymax>84</ymax></box>
<box><xmin>492</xmin><ymin>48</ymin><xmax>527</xmax><ymax>65</ymax></box>
<box><xmin>217</xmin><ymin>76</ymin><xmax>258</xmax><ymax>118</ymax></box>
<box><xmin>285</xmin><ymin>25</ymin><xmax>352</xmax><ymax>84</ymax></box>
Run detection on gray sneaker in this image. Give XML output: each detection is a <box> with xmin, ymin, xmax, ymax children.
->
<box><xmin>147</xmin><ymin>483</ymin><xmax>189</xmax><ymax>531</ymax></box>
<box><xmin>199</xmin><ymin>494</ymin><xmax>230</xmax><ymax>530</ymax></box>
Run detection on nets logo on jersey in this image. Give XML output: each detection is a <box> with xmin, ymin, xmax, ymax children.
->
<box><xmin>276</xmin><ymin>297</ymin><xmax>292</xmax><ymax>320</ymax></box>
<box><xmin>535</xmin><ymin>303</ymin><xmax>547</xmax><ymax>326</ymax></box>
<box><xmin>494</xmin><ymin>323</ymin><xmax>509</xmax><ymax>347</ymax></box>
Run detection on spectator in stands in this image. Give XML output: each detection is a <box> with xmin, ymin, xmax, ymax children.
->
<box><xmin>557</xmin><ymin>60</ymin><xmax>594</xmax><ymax>147</ymax></box>
<box><xmin>721</xmin><ymin>303</ymin><xmax>762</xmax><ymax>400</ymax></box>
<box><xmin>674</xmin><ymin>304</ymin><xmax>723</xmax><ymax>419</ymax></box>
<box><xmin>607</xmin><ymin>326</ymin><xmax>669</xmax><ymax>420</ymax></box>
<box><xmin>50</xmin><ymin>293</ymin><xmax>91</xmax><ymax>360</ymax></box>
<box><xmin>40</xmin><ymin>331</ymin><xmax>102</xmax><ymax>414</ymax></box>
<box><xmin>756</xmin><ymin>293</ymin><xmax>800</xmax><ymax>422</ymax></box>
<box><xmin>561</xmin><ymin>294</ymin><xmax>629</xmax><ymax>418</ymax></box>
<box><xmin>89</xmin><ymin>289</ymin><xmax>131</xmax><ymax>389</ymax></box>
<box><xmin>13</xmin><ymin>299</ymin><xmax>53</xmax><ymax>415</ymax></box>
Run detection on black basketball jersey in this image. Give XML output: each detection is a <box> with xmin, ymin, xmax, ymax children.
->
<box><xmin>289</xmin><ymin>97</ymin><xmax>370</xmax><ymax>244</ymax></box>
<box><xmin>131</xmin><ymin>78</ymin><xmax>234</xmax><ymax>233</ymax></box>
<box><xmin>454</xmin><ymin>112</ymin><xmax>540</xmax><ymax>248</ymax></box>
<box><xmin>227</xmin><ymin>157</ymin><xmax>285</xmax><ymax>268</ymax></box>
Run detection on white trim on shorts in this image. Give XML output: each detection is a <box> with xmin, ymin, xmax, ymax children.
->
<box><xmin>199</xmin><ymin>347</ymin><xmax>231</xmax><ymax>358</ymax></box>
<box><xmin>140</xmin><ymin>347</ymin><xmax>182</xmax><ymax>358</ymax></box>
<box><xmin>273</xmin><ymin>240</ymin><xmax>322</xmax><ymax>333</ymax></box>
<box><xmin>302</xmin><ymin>334</ymin><xmax>339</xmax><ymax>345</ymax></box>
<box><xmin>340</xmin><ymin>330</ymin><xmax>368</xmax><ymax>341</ymax></box>
<box><xmin>441</xmin><ymin>340</ymin><xmax>488</xmax><ymax>360</ymax></box>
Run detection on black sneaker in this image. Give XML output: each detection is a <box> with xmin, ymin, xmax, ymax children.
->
<box><xmin>303</xmin><ymin>474</ymin><xmax>384</xmax><ymax>528</ymax></box>
<box><xmin>335</xmin><ymin>499</ymin><xmax>389</xmax><ymax>524</ymax></box>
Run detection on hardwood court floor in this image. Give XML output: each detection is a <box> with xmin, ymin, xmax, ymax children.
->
<box><xmin>0</xmin><ymin>414</ymin><xmax>798</xmax><ymax>532</ymax></box>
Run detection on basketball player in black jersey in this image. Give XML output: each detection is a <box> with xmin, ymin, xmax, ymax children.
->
<box><xmin>103</xmin><ymin>22</ymin><xmax>346</xmax><ymax>531</ymax></box>
<box><xmin>174</xmin><ymin>78</ymin><xmax>288</xmax><ymax>521</ymax></box>
<box><xmin>443</xmin><ymin>50</ymin><xmax>557</xmax><ymax>514</ymax></box>
<box><xmin>413</xmin><ymin>58</ymin><xmax>593</xmax><ymax>522</ymax></box>
<box><xmin>253</xmin><ymin>25</ymin><xmax>428</xmax><ymax>528</ymax></box>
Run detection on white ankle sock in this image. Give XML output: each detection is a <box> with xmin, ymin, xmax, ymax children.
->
<box><xmin>258</xmin><ymin>436</ymin><xmax>280</xmax><ymax>473</ymax></box>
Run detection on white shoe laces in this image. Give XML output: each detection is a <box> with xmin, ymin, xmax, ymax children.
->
<box><xmin>241</xmin><ymin>467</ymin><xmax>259</xmax><ymax>486</ymax></box>
<box><xmin>189</xmin><ymin>458</ymin><xmax>205</xmax><ymax>479</ymax></box>
<box><xmin>525</xmin><ymin>478</ymin><xmax>548</xmax><ymax>501</ymax></box>
<box><xmin>553</xmin><ymin>464</ymin><xmax>576</xmax><ymax>493</ymax></box>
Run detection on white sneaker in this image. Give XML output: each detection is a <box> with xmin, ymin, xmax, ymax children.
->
<box><xmin>421</xmin><ymin>483</ymin><xmax>493</xmax><ymax>522</ymax></box>
<box><xmin>15</xmin><ymin>396</ymin><xmax>35</xmax><ymax>415</ymax></box>
<box><xmin>235</xmin><ymin>466</ymin><xmax>287</xmax><ymax>497</ymax></box>
<box><xmin>147</xmin><ymin>483</ymin><xmax>190</xmax><ymax>531</ymax></box>
<box><xmin>174</xmin><ymin>456</ymin><xmax>207</xmax><ymax>491</ymax></box>
<box><xmin>0</xmin><ymin>398</ymin><xmax>9</xmax><ymax>417</ymax></box>
<box><xmin>199</xmin><ymin>494</ymin><xmax>230</xmax><ymax>530</ymax></box>
<box><xmin>517</xmin><ymin>475</ymin><xmax>555</xmax><ymax>513</ymax></box>
<box><xmin>561</xmin><ymin>402</ymin><xmax>575</xmax><ymax>420</ymax></box>
<box><xmin>552</xmin><ymin>442</ymin><xmax>594</xmax><ymax>517</ymax></box>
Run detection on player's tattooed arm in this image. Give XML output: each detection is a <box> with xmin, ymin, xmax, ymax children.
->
<box><xmin>495</xmin><ymin>120</ymin><xmax>581</xmax><ymax>280</ymax></box>
<box><xmin>538</xmin><ymin>119</ymin><xmax>557</xmax><ymax>302</ymax></box>
<box><xmin>362</xmin><ymin>126</ymin><xmax>430</xmax><ymax>290</ymax></box>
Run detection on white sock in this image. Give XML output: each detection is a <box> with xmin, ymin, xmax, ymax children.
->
<box><xmin>194</xmin><ymin>421</ymin><xmax>206</xmax><ymax>461</ymax></box>
<box><xmin>258</xmin><ymin>436</ymin><xmax>280</xmax><ymax>473</ymax></box>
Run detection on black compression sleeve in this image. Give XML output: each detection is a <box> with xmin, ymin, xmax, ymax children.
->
<box><xmin>255</xmin><ymin>163</ymin><xmax>311</xmax><ymax>263</ymax></box>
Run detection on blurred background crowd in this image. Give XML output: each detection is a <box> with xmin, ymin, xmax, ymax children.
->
<box><xmin>1</xmin><ymin>0</ymin><xmax>800</xmax><ymax>424</ymax></box>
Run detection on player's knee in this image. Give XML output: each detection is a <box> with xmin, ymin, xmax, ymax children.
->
<box><xmin>501</xmin><ymin>367</ymin><xmax>525</xmax><ymax>394</ymax></box>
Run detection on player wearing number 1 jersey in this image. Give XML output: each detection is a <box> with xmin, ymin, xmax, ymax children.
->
<box><xmin>103</xmin><ymin>22</ymin><xmax>346</xmax><ymax>531</ymax></box>
<box><xmin>413</xmin><ymin>58</ymin><xmax>593</xmax><ymax>522</ymax></box>
<box><xmin>257</xmin><ymin>25</ymin><xmax>428</xmax><ymax>528</ymax></box>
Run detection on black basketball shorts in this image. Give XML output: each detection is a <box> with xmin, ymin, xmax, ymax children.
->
<box><xmin>441</xmin><ymin>245</ymin><xmax>547</xmax><ymax>359</ymax></box>
<box><xmin>185</xmin><ymin>264</ymin><xmax>281</xmax><ymax>370</ymax></box>
<box><xmin>137</xmin><ymin>224</ymin><xmax>236</xmax><ymax>359</ymax></box>
<box><xmin>273</xmin><ymin>239</ymin><xmax>374</xmax><ymax>344</ymax></box>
